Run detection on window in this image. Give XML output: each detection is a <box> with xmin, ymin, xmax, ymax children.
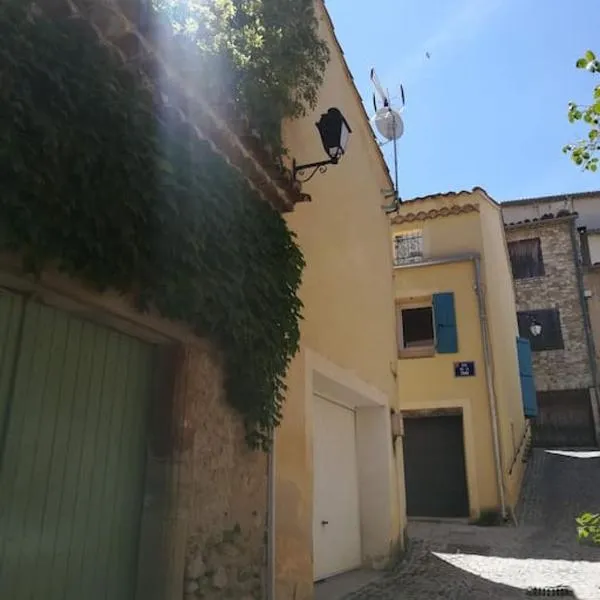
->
<box><xmin>517</xmin><ymin>309</ymin><xmax>564</xmax><ymax>351</ymax></box>
<box><xmin>397</xmin><ymin>292</ymin><xmax>458</xmax><ymax>357</ymax></box>
<box><xmin>507</xmin><ymin>238</ymin><xmax>545</xmax><ymax>279</ymax></box>
<box><xmin>394</xmin><ymin>230</ymin><xmax>423</xmax><ymax>265</ymax></box>
<box><xmin>401</xmin><ymin>307</ymin><xmax>434</xmax><ymax>348</ymax></box>
<box><xmin>577</xmin><ymin>227</ymin><xmax>594</xmax><ymax>267</ymax></box>
<box><xmin>587</xmin><ymin>232</ymin><xmax>600</xmax><ymax>265</ymax></box>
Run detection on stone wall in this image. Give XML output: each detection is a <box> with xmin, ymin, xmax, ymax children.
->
<box><xmin>505</xmin><ymin>219</ymin><xmax>592</xmax><ymax>391</ymax></box>
<box><xmin>136</xmin><ymin>342</ymin><xmax>268</xmax><ymax>600</ymax></box>
<box><xmin>173</xmin><ymin>344</ymin><xmax>268</xmax><ymax>600</ymax></box>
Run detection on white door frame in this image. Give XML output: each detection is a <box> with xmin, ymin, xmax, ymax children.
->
<box><xmin>312</xmin><ymin>392</ymin><xmax>361</xmax><ymax>580</ymax></box>
<box><xmin>305</xmin><ymin>349</ymin><xmax>396</xmax><ymax>579</ymax></box>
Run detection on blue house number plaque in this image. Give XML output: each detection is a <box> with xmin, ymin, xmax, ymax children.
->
<box><xmin>454</xmin><ymin>361</ymin><xmax>475</xmax><ymax>377</ymax></box>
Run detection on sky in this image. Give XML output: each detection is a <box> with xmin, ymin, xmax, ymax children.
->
<box><xmin>325</xmin><ymin>0</ymin><xmax>600</xmax><ymax>202</ymax></box>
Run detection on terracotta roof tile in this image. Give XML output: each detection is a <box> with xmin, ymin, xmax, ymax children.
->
<box><xmin>391</xmin><ymin>203</ymin><xmax>479</xmax><ymax>224</ymax></box>
<box><xmin>501</xmin><ymin>190</ymin><xmax>600</xmax><ymax>206</ymax></box>
<box><xmin>402</xmin><ymin>186</ymin><xmax>491</xmax><ymax>205</ymax></box>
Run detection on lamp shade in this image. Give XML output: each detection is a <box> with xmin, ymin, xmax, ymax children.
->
<box><xmin>530</xmin><ymin>320</ymin><xmax>542</xmax><ymax>337</ymax></box>
<box><xmin>315</xmin><ymin>108</ymin><xmax>352</xmax><ymax>161</ymax></box>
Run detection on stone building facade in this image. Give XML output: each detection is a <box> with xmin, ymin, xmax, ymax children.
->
<box><xmin>503</xmin><ymin>206</ymin><xmax>600</xmax><ymax>447</ymax></box>
<box><xmin>504</xmin><ymin>217</ymin><xmax>591</xmax><ymax>391</ymax></box>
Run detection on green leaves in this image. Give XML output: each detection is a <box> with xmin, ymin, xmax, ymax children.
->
<box><xmin>0</xmin><ymin>1</ymin><xmax>304</xmax><ymax>451</ymax></box>
<box><xmin>576</xmin><ymin>512</ymin><xmax>600</xmax><ymax>544</ymax></box>
<box><xmin>576</xmin><ymin>51</ymin><xmax>599</xmax><ymax>71</ymax></box>
<box><xmin>565</xmin><ymin>50</ymin><xmax>600</xmax><ymax>171</ymax></box>
<box><xmin>152</xmin><ymin>0</ymin><xmax>330</xmax><ymax>157</ymax></box>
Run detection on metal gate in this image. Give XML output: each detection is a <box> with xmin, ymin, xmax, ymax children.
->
<box><xmin>403</xmin><ymin>414</ymin><xmax>470</xmax><ymax>518</ymax></box>
<box><xmin>0</xmin><ymin>293</ymin><xmax>156</xmax><ymax>599</ymax></box>
<box><xmin>532</xmin><ymin>389</ymin><xmax>596</xmax><ymax>447</ymax></box>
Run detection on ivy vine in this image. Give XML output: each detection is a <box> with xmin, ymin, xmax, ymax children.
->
<box><xmin>152</xmin><ymin>0</ymin><xmax>330</xmax><ymax>156</ymax></box>
<box><xmin>0</xmin><ymin>2</ymin><xmax>305</xmax><ymax>450</ymax></box>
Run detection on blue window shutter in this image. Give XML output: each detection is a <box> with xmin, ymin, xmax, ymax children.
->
<box><xmin>517</xmin><ymin>337</ymin><xmax>538</xmax><ymax>418</ymax></box>
<box><xmin>433</xmin><ymin>292</ymin><xmax>458</xmax><ymax>354</ymax></box>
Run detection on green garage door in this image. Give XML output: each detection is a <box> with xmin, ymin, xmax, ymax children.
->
<box><xmin>0</xmin><ymin>293</ymin><xmax>156</xmax><ymax>600</ymax></box>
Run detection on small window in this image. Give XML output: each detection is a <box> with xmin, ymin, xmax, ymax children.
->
<box><xmin>401</xmin><ymin>306</ymin><xmax>434</xmax><ymax>348</ymax></box>
<box><xmin>578</xmin><ymin>230</ymin><xmax>591</xmax><ymax>266</ymax></box>
<box><xmin>587</xmin><ymin>232</ymin><xmax>600</xmax><ymax>265</ymax></box>
<box><xmin>517</xmin><ymin>309</ymin><xmax>564</xmax><ymax>351</ymax></box>
<box><xmin>396</xmin><ymin>292</ymin><xmax>459</xmax><ymax>357</ymax></box>
<box><xmin>508</xmin><ymin>238</ymin><xmax>545</xmax><ymax>279</ymax></box>
<box><xmin>394</xmin><ymin>230</ymin><xmax>423</xmax><ymax>265</ymax></box>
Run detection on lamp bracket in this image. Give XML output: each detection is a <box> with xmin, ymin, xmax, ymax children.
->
<box><xmin>381</xmin><ymin>188</ymin><xmax>402</xmax><ymax>213</ymax></box>
<box><xmin>292</xmin><ymin>158</ymin><xmax>338</xmax><ymax>183</ymax></box>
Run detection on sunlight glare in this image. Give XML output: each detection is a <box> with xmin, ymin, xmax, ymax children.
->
<box><xmin>545</xmin><ymin>450</ymin><xmax>600</xmax><ymax>459</ymax></box>
<box><xmin>433</xmin><ymin>552</ymin><xmax>600</xmax><ymax>600</ymax></box>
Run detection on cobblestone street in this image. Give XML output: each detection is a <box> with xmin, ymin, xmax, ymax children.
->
<box><xmin>343</xmin><ymin>449</ymin><xmax>600</xmax><ymax>599</ymax></box>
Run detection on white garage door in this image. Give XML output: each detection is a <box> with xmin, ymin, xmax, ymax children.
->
<box><xmin>313</xmin><ymin>394</ymin><xmax>361</xmax><ymax>581</ymax></box>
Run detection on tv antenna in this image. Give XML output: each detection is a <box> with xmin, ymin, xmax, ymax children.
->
<box><xmin>370</xmin><ymin>68</ymin><xmax>405</xmax><ymax>211</ymax></box>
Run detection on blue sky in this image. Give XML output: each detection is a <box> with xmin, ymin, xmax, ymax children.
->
<box><xmin>325</xmin><ymin>0</ymin><xmax>600</xmax><ymax>202</ymax></box>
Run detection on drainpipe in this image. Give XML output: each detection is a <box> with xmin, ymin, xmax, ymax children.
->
<box><xmin>394</xmin><ymin>253</ymin><xmax>507</xmax><ymax>519</ymax></box>
<box><xmin>570</xmin><ymin>222</ymin><xmax>600</xmax><ymax>446</ymax></box>
<box><xmin>266</xmin><ymin>430</ymin><xmax>276</xmax><ymax>600</ymax></box>
<box><xmin>472</xmin><ymin>256</ymin><xmax>508</xmax><ymax>521</ymax></box>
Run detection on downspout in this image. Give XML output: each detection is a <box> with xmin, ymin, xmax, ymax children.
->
<box><xmin>266</xmin><ymin>430</ymin><xmax>276</xmax><ymax>600</ymax></box>
<box><xmin>570</xmin><ymin>221</ymin><xmax>600</xmax><ymax>445</ymax></box>
<box><xmin>393</xmin><ymin>254</ymin><xmax>507</xmax><ymax>519</ymax></box>
<box><xmin>472</xmin><ymin>256</ymin><xmax>508</xmax><ymax>521</ymax></box>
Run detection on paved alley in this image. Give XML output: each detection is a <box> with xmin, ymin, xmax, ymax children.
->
<box><xmin>342</xmin><ymin>449</ymin><xmax>600</xmax><ymax>599</ymax></box>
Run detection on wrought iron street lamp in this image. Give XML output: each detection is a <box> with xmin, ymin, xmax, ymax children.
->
<box><xmin>292</xmin><ymin>107</ymin><xmax>352</xmax><ymax>182</ymax></box>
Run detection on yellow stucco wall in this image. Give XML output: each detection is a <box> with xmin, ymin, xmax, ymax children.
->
<box><xmin>394</xmin><ymin>258</ymin><xmax>499</xmax><ymax>514</ymax></box>
<box><xmin>274</xmin><ymin>1</ymin><xmax>405</xmax><ymax>598</ymax></box>
<box><xmin>396</xmin><ymin>199</ymin><xmax>483</xmax><ymax>257</ymax></box>
<box><xmin>392</xmin><ymin>190</ymin><xmax>528</xmax><ymax>518</ymax></box>
<box><xmin>478</xmin><ymin>200</ymin><xmax>529</xmax><ymax>509</ymax></box>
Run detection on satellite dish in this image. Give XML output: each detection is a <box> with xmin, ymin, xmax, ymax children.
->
<box><xmin>373</xmin><ymin>107</ymin><xmax>404</xmax><ymax>141</ymax></box>
<box><xmin>369</xmin><ymin>67</ymin><xmax>406</xmax><ymax>209</ymax></box>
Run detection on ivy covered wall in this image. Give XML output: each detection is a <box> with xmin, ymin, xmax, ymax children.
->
<box><xmin>152</xmin><ymin>0</ymin><xmax>330</xmax><ymax>157</ymax></box>
<box><xmin>0</xmin><ymin>1</ymin><xmax>307</xmax><ymax>449</ymax></box>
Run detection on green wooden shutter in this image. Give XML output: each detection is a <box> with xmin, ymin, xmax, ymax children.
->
<box><xmin>0</xmin><ymin>301</ymin><xmax>155</xmax><ymax>600</ymax></box>
<box><xmin>517</xmin><ymin>337</ymin><xmax>538</xmax><ymax>418</ymax></box>
<box><xmin>433</xmin><ymin>292</ymin><xmax>458</xmax><ymax>354</ymax></box>
<box><xmin>0</xmin><ymin>292</ymin><xmax>25</xmax><ymax>458</ymax></box>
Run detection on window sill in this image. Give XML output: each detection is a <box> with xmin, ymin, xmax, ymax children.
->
<box><xmin>513</xmin><ymin>274</ymin><xmax>545</xmax><ymax>281</ymax></box>
<box><xmin>531</xmin><ymin>347</ymin><xmax>565</xmax><ymax>353</ymax></box>
<box><xmin>399</xmin><ymin>347</ymin><xmax>435</xmax><ymax>359</ymax></box>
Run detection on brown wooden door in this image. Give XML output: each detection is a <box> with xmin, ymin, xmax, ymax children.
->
<box><xmin>533</xmin><ymin>389</ymin><xmax>596</xmax><ymax>447</ymax></box>
<box><xmin>403</xmin><ymin>415</ymin><xmax>470</xmax><ymax>518</ymax></box>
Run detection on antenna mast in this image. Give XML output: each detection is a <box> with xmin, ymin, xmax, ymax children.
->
<box><xmin>369</xmin><ymin>69</ymin><xmax>405</xmax><ymax>211</ymax></box>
